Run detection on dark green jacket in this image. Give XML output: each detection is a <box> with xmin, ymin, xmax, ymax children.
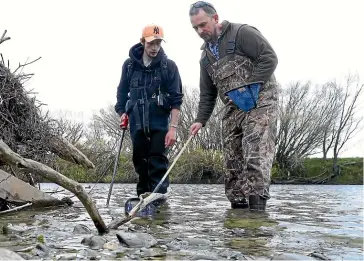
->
<box><xmin>196</xmin><ymin>20</ymin><xmax>278</xmax><ymax>126</ymax></box>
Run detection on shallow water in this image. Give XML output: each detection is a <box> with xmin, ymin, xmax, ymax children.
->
<box><xmin>0</xmin><ymin>184</ymin><xmax>363</xmax><ymax>260</ymax></box>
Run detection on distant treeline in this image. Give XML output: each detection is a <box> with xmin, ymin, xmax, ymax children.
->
<box><xmin>41</xmin><ymin>74</ymin><xmax>362</xmax><ymax>186</ymax></box>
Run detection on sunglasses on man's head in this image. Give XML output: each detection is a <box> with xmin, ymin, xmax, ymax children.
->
<box><xmin>190</xmin><ymin>1</ymin><xmax>216</xmax><ymax>12</ymax></box>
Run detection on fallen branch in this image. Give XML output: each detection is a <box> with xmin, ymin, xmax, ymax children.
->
<box><xmin>0</xmin><ymin>202</ymin><xmax>32</xmax><ymax>215</ymax></box>
<box><xmin>49</xmin><ymin>136</ymin><xmax>95</xmax><ymax>169</ymax></box>
<box><xmin>0</xmin><ymin>139</ymin><xmax>108</xmax><ymax>234</ymax></box>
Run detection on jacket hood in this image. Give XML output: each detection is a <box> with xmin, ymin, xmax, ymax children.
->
<box><xmin>129</xmin><ymin>42</ymin><xmax>166</xmax><ymax>69</ymax></box>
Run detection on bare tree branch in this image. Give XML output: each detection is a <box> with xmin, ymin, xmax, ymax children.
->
<box><xmin>0</xmin><ymin>30</ymin><xmax>11</xmax><ymax>45</ymax></box>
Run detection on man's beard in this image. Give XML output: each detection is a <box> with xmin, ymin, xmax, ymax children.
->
<box><xmin>201</xmin><ymin>27</ymin><xmax>218</xmax><ymax>43</ymax></box>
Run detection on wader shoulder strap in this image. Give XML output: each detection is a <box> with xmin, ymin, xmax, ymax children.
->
<box><xmin>201</xmin><ymin>51</ymin><xmax>214</xmax><ymax>79</ymax></box>
<box><xmin>226</xmin><ymin>23</ymin><xmax>246</xmax><ymax>57</ymax></box>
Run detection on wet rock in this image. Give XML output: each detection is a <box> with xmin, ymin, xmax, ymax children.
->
<box><xmin>73</xmin><ymin>224</ymin><xmax>92</xmax><ymax>234</ymax></box>
<box><xmin>232</xmin><ymin>228</ymin><xmax>246</xmax><ymax>236</ymax></box>
<box><xmin>309</xmin><ymin>251</ymin><xmax>331</xmax><ymax>260</ymax></box>
<box><xmin>112</xmin><ymin>249</ymin><xmax>127</xmax><ymax>259</ymax></box>
<box><xmin>15</xmin><ymin>246</ymin><xmax>34</xmax><ymax>252</ymax></box>
<box><xmin>128</xmin><ymin>254</ymin><xmax>139</xmax><ymax>260</ymax></box>
<box><xmin>17</xmin><ymin>252</ymin><xmax>33</xmax><ymax>260</ymax></box>
<box><xmin>182</xmin><ymin>237</ymin><xmax>212</xmax><ymax>246</ymax></box>
<box><xmin>2</xmin><ymin>223</ymin><xmax>32</xmax><ymax>234</ymax></box>
<box><xmin>81</xmin><ymin>235</ymin><xmax>108</xmax><ymax>250</ymax></box>
<box><xmin>191</xmin><ymin>250</ymin><xmax>219</xmax><ymax>260</ymax></box>
<box><xmin>270</xmin><ymin>253</ymin><xmax>316</xmax><ymax>260</ymax></box>
<box><xmin>32</xmin><ymin>219</ymin><xmax>48</xmax><ymax>226</ymax></box>
<box><xmin>56</xmin><ymin>253</ymin><xmax>78</xmax><ymax>260</ymax></box>
<box><xmin>136</xmin><ymin>247</ymin><xmax>166</xmax><ymax>258</ymax></box>
<box><xmin>116</xmin><ymin>232</ymin><xmax>157</xmax><ymax>248</ymax></box>
<box><xmin>33</xmin><ymin>243</ymin><xmax>50</xmax><ymax>258</ymax></box>
<box><xmin>0</xmin><ymin>248</ymin><xmax>25</xmax><ymax>260</ymax></box>
<box><xmin>160</xmin><ymin>244</ymin><xmax>168</xmax><ymax>250</ymax></box>
<box><xmin>65</xmin><ymin>213</ymin><xmax>80</xmax><ymax>219</ymax></box>
<box><xmin>219</xmin><ymin>249</ymin><xmax>244</xmax><ymax>260</ymax></box>
<box><xmin>53</xmin><ymin>231</ymin><xmax>69</xmax><ymax>237</ymax></box>
<box><xmin>178</xmin><ymin>250</ymin><xmax>219</xmax><ymax>260</ymax></box>
<box><xmin>167</xmin><ymin>237</ymin><xmax>212</xmax><ymax>250</ymax></box>
<box><xmin>0</xmin><ymin>240</ymin><xmax>16</xmax><ymax>248</ymax></box>
<box><xmin>166</xmin><ymin>241</ymin><xmax>181</xmax><ymax>251</ymax></box>
<box><xmin>103</xmin><ymin>241</ymin><xmax>120</xmax><ymax>251</ymax></box>
<box><xmin>49</xmin><ymin>243</ymin><xmax>66</xmax><ymax>249</ymax></box>
<box><xmin>9</xmin><ymin>234</ymin><xmax>26</xmax><ymax>241</ymax></box>
<box><xmin>78</xmin><ymin>249</ymin><xmax>101</xmax><ymax>260</ymax></box>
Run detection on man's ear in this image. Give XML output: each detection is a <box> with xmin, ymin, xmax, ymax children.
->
<box><xmin>213</xmin><ymin>14</ymin><xmax>219</xmax><ymax>23</ymax></box>
<box><xmin>140</xmin><ymin>38</ymin><xmax>145</xmax><ymax>45</ymax></box>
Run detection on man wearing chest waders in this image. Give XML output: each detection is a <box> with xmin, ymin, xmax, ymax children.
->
<box><xmin>188</xmin><ymin>2</ymin><xmax>279</xmax><ymax>211</ymax></box>
<box><xmin>115</xmin><ymin>24</ymin><xmax>183</xmax><ymax>212</ymax></box>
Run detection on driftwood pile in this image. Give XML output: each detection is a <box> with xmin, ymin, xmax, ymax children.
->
<box><xmin>0</xmin><ymin>30</ymin><xmax>137</xmax><ymax>234</ymax></box>
<box><xmin>0</xmin><ymin>31</ymin><xmax>94</xmax><ymax>172</ymax></box>
<box><xmin>0</xmin><ymin>30</ymin><xmax>111</xmax><ymax>234</ymax></box>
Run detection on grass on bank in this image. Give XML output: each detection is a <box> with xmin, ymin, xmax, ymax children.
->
<box><xmin>55</xmin><ymin>149</ymin><xmax>363</xmax><ymax>185</ymax></box>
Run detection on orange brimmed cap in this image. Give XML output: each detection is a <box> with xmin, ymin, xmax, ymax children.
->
<box><xmin>142</xmin><ymin>24</ymin><xmax>165</xmax><ymax>42</ymax></box>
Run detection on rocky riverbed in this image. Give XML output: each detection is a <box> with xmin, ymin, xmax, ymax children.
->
<box><xmin>0</xmin><ymin>184</ymin><xmax>362</xmax><ymax>260</ymax></box>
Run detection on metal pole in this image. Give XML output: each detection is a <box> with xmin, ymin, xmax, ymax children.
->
<box><xmin>106</xmin><ymin>115</ymin><xmax>129</xmax><ymax>207</ymax></box>
<box><xmin>106</xmin><ymin>130</ymin><xmax>126</xmax><ymax>207</ymax></box>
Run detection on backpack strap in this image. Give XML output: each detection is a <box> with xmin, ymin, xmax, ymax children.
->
<box><xmin>126</xmin><ymin>58</ymin><xmax>134</xmax><ymax>84</ymax></box>
<box><xmin>160</xmin><ymin>55</ymin><xmax>169</xmax><ymax>93</ymax></box>
<box><xmin>126</xmin><ymin>55</ymin><xmax>171</xmax><ymax>93</ymax></box>
<box><xmin>160</xmin><ymin>55</ymin><xmax>168</xmax><ymax>81</ymax></box>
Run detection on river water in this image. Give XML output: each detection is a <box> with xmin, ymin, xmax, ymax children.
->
<box><xmin>0</xmin><ymin>183</ymin><xmax>363</xmax><ymax>260</ymax></box>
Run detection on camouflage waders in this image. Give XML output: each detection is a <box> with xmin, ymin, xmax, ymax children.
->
<box><xmin>202</xmin><ymin>25</ymin><xmax>278</xmax><ymax>208</ymax></box>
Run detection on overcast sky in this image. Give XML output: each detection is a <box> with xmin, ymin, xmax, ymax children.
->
<box><xmin>1</xmin><ymin>0</ymin><xmax>363</xmax><ymax>157</ymax></box>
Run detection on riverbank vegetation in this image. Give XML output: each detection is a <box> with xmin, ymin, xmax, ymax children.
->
<box><xmin>1</xmin><ymin>29</ymin><xmax>363</xmax><ymax>187</ymax></box>
<box><xmin>53</xmin><ymin>75</ymin><xmax>363</xmax><ymax>185</ymax></box>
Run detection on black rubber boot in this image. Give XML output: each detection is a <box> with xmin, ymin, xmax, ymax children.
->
<box><xmin>248</xmin><ymin>195</ymin><xmax>267</xmax><ymax>211</ymax></box>
<box><xmin>231</xmin><ymin>198</ymin><xmax>249</xmax><ymax>209</ymax></box>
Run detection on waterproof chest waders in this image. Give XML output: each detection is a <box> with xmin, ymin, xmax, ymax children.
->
<box><xmin>201</xmin><ymin>23</ymin><xmax>278</xmax><ymax>211</ymax></box>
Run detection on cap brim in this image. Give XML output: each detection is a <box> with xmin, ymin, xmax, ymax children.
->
<box><xmin>144</xmin><ymin>36</ymin><xmax>165</xmax><ymax>43</ymax></box>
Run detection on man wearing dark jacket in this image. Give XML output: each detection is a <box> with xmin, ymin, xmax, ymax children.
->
<box><xmin>115</xmin><ymin>24</ymin><xmax>183</xmax><ymax>198</ymax></box>
<box><xmin>189</xmin><ymin>2</ymin><xmax>278</xmax><ymax>211</ymax></box>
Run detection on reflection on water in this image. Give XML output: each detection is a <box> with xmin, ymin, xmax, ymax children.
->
<box><xmin>0</xmin><ymin>183</ymin><xmax>362</xmax><ymax>260</ymax></box>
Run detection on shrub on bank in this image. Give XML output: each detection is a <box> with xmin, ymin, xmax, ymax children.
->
<box><xmin>55</xmin><ymin>149</ymin><xmax>362</xmax><ymax>185</ymax></box>
<box><xmin>169</xmin><ymin>148</ymin><xmax>225</xmax><ymax>183</ymax></box>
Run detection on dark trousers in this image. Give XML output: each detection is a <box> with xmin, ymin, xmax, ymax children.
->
<box><xmin>131</xmin><ymin>129</ymin><xmax>169</xmax><ymax>196</ymax></box>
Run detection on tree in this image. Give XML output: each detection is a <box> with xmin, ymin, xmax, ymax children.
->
<box><xmin>329</xmin><ymin>74</ymin><xmax>363</xmax><ymax>175</ymax></box>
<box><xmin>275</xmin><ymin>81</ymin><xmax>339</xmax><ymax>176</ymax></box>
<box><xmin>55</xmin><ymin>113</ymin><xmax>85</xmax><ymax>144</ymax></box>
<box><xmin>319</xmin><ymin>82</ymin><xmax>342</xmax><ymax>159</ymax></box>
